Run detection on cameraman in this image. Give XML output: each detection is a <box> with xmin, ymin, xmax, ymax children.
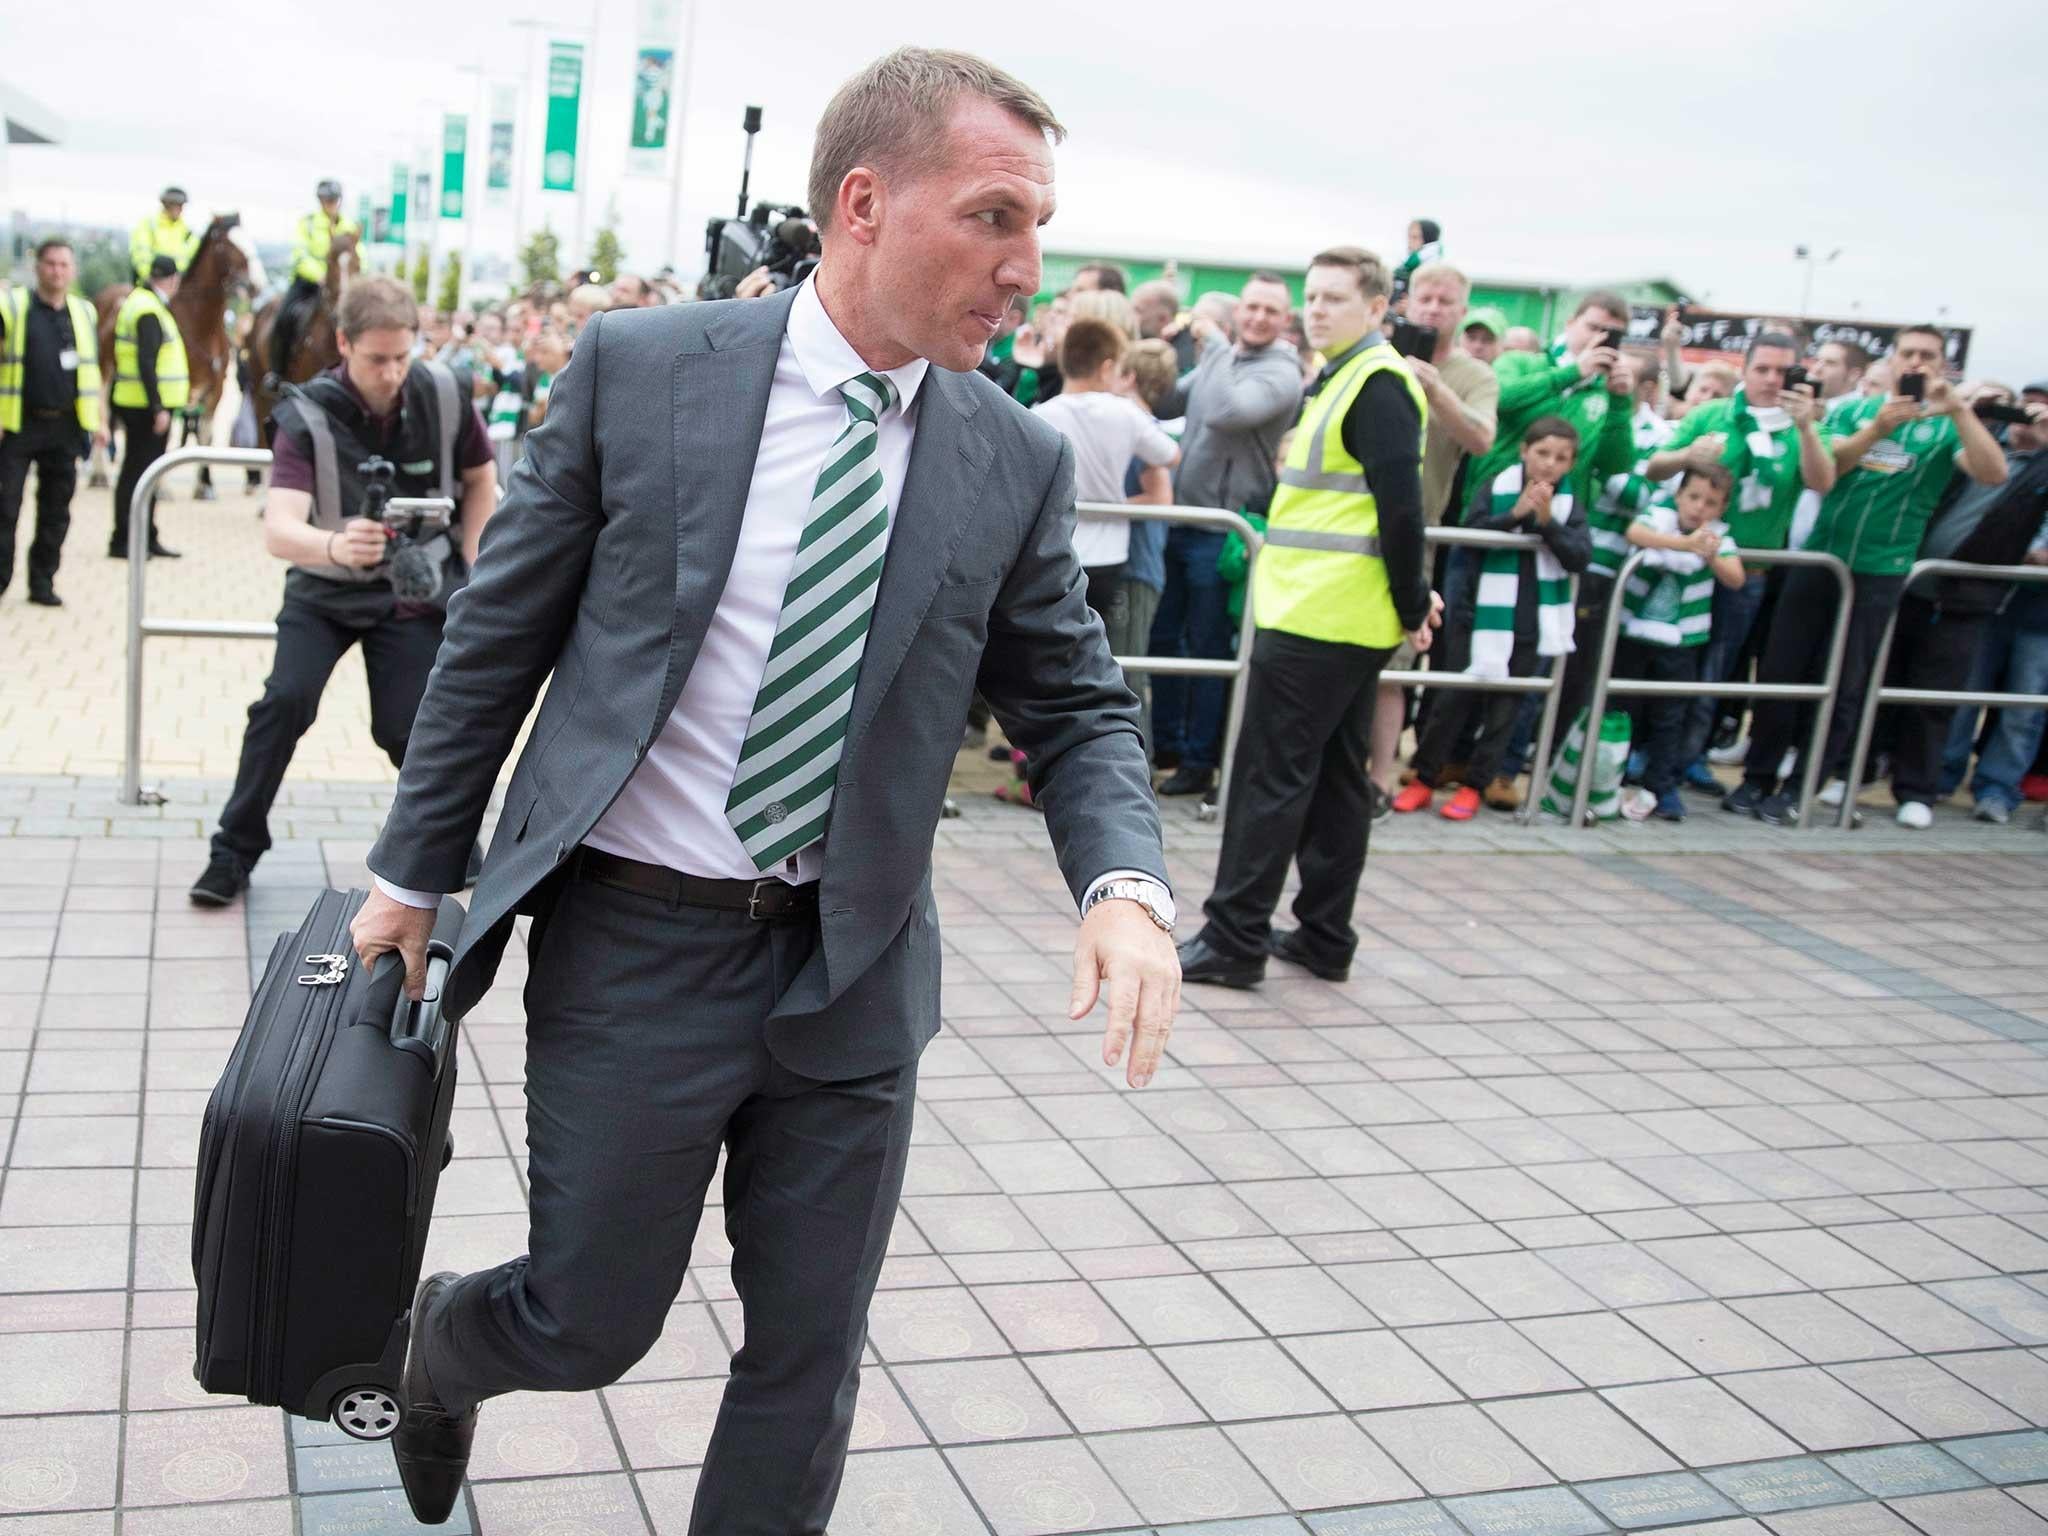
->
<box><xmin>191</xmin><ymin>276</ymin><xmax>498</xmax><ymax>906</ymax></box>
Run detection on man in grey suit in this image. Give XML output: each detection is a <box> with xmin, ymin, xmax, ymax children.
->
<box><xmin>346</xmin><ymin>46</ymin><xmax>1181</xmax><ymax>1532</ymax></box>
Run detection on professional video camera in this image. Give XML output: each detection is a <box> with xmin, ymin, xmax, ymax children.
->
<box><xmin>700</xmin><ymin>106</ymin><xmax>820</xmax><ymax>300</ymax></box>
<box><xmin>358</xmin><ymin>455</ymin><xmax>456</xmax><ymax>604</ymax></box>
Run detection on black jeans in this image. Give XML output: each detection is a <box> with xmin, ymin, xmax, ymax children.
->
<box><xmin>419</xmin><ymin>871</ymin><xmax>916</xmax><ymax>1535</ymax></box>
<box><xmin>1874</xmin><ymin>593</ymin><xmax>1987</xmax><ymax>806</ymax></box>
<box><xmin>1412</xmin><ymin>622</ymin><xmax>1533</xmax><ymax>791</ymax></box>
<box><xmin>1199</xmin><ymin>628</ymin><xmax>1393</xmax><ymax>968</ymax></box>
<box><xmin>112</xmin><ymin>406</ymin><xmax>170</xmax><ymax>551</ymax></box>
<box><xmin>211</xmin><ymin>591</ymin><xmax>445</xmax><ymax>868</ymax></box>
<box><xmin>1615</xmin><ymin>639</ymin><xmax>1702</xmax><ymax>796</ymax></box>
<box><xmin>1744</xmin><ymin>568</ymin><xmax>1905</xmax><ymax>791</ymax></box>
<box><xmin>0</xmin><ymin>415</ymin><xmax>81</xmax><ymax>594</ymax></box>
<box><xmin>1555</xmin><ymin>573</ymin><xmax>1618</xmax><ymax>734</ymax></box>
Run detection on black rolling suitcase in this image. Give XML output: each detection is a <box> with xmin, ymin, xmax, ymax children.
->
<box><xmin>192</xmin><ymin>887</ymin><xmax>465</xmax><ymax>1441</ymax></box>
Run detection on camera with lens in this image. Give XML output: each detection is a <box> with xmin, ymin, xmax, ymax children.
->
<box><xmin>698</xmin><ymin>105</ymin><xmax>821</xmax><ymax>300</ymax></box>
<box><xmin>358</xmin><ymin>455</ymin><xmax>454</xmax><ymax>604</ymax></box>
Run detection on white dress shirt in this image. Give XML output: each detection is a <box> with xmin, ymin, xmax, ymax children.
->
<box><xmin>375</xmin><ymin>279</ymin><xmax>1168</xmax><ymax>922</ymax></box>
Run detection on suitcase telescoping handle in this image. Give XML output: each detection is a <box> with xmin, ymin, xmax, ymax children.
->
<box><xmin>363</xmin><ymin>944</ymin><xmax>456</xmax><ymax>1074</ymax></box>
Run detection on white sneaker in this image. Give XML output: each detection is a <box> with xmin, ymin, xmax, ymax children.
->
<box><xmin>1896</xmin><ymin>801</ymin><xmax>1934</xmax><ymax>830</ymax></box>
<box><xmin>1817</xmin><ymin>779</ymin><xmax>1846</xmax><ymax>808</ymax></box>
<box><xmin>1707</xmin><ymin>737</ymin><xmax>1749</xmax><ymax>766</ymax></box>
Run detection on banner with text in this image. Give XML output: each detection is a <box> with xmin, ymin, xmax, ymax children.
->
<box><xmin>441</xmin><ymin>115</ymin><xmax>468</xmax><ymax>219</ymax></box>
<box><xmin>1627</xmin><ymin>305</ymin><xmax>1973</xmax><ymax>374</ymax></box>
<box><xmin>543</xmin><ymin>41</ymin><xmax>584</xmax><ymax>192</ymax></box>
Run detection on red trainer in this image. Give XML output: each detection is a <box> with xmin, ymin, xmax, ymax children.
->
<box><xmin>1391</xmin><ymin>782</ymin><xmax>1434</xmax><ymax>814</ymax></box>
<box><xmin>1439</xmin><ymin>786</ymin><xmax>1482</xmax><ymax>821</ymax></box>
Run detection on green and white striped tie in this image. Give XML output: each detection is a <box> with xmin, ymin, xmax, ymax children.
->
<box><xmin>726</xmin><ymin>370</ymin><xmax>898</xmax><ymax>871</ymax></box>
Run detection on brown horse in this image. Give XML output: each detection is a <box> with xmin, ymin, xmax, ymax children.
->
<box><xmin>91</xmin><ymin>213</ymin><xmax>254</xmax><ymax>493</ymax></box>
<box><xmin>243</xmin><ymin>229</ymin><xmax>360</xmax><ymax>451</ymax></box>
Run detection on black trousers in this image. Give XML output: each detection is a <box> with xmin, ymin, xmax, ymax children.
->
<box><xmin>0</xmin><ymin>415</ymin><xmax>81</xmax><ymax>594</ymax></box>
<box><xmin>112</xmin><ymin>406</ymin><xmax>170</xmax><ymax>550</ymax></box>
<box><xmin>1199</xmin><ymin>628</ymin><xmax>1393</xmax><ymax>967</ymax></box>
<box><xmin>1614</xmin><ymin>639</ymin><xmax>1702</xmax><ymax>795</ymax></box>
<box><xmin>1744</xmin><ymin>568</ymin><xmax>1905</xmax><ymax>791</ymax></box>
<box><xmin>211</xmin><ymin>592</ymin><xmax>445</xmax><ymax>868</ymax></box>
<box><xmin>1873</xmin><ymin>594</ymin><xmax>1987</xmax><ymax>806</ymax></box>
<box><xmin>418</xmin><ymin>870</ymin><xmax>917</xmax><ymax>1535</ymax></box>
<box><xmin>1412</xmin><ymin>623</ymin><xmax>1534</xmax><ymax>792</ymax></box>
<box><xmin>1555</xmin><ymin>573</ymin><xmax>1618</xmax><ymax>732</ymax></box>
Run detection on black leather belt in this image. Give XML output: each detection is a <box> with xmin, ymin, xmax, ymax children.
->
<box><xmin>571</xmin><ymin>845</ymin><xmax>819</xmax><ymax>921</ymax></box>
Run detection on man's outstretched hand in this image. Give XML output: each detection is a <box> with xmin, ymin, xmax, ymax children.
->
<box><xmin>350</xmin><ymin>887</ymin><xmax>438</xmax><ymax>1001</ymax></box>
<box><xmin>1070</xmin><ymin>899</ymin><xmax>1180</xmax><ymax>1089</ymax></box>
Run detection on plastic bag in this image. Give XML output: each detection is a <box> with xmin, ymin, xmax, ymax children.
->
<box><xmin>1540</xmin><ymin>707</ymin><xmax>1631</xmax><ymax>823</ymax></box>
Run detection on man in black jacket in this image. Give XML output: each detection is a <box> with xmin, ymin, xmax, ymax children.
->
<box><xmin>1876</xmin><ymin>387</ymin><xmax>2048</xmax><ymax>822</ymax></box>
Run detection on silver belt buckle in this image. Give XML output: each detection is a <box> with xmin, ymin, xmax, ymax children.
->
<box><xmin>747</xmin><ymin>880</ymin><xmax>776</xmax><ymax>921</ymax></box>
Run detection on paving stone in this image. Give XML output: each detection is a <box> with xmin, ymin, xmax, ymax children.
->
<box><xmin>1604</xmin><ymin>1380</ymin><xmax>1803</xmax><ymax>1467</ymax></box>
<box><xmin>1699</xmin><ymin>1455</ymin><xmax>1863</xmax><ymax>1513</ymax></box>
<box><xmin>1883</xmin><ymin>1487</ymin><xmax>2048</xmax><ymax>1535</ymax></box>
<box><xmin>1825</xmin><ymin>1442</ymin><xmax>1983</xmax><ymax>1499</ymax></box>
<box><xmin>1577</xmin><ymin>1471</ymin><xmax>1741</xmax><ymax>1530</ymax></box>
<box><xmin>1354</xmin><ymin>1403</ymin><xmax>1552</xmax><ymax>1496</ymax></box>
<box><xmin>1438</xmin><ymin>1485</ymin><xmax>1606</xmax><ymax>1536</ymax></box>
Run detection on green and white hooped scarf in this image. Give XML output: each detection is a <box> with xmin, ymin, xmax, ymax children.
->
<box><xmin>1725</xmin><ymin>387</ymin><xmax>1792</xmax><ymax>518</ymax></box>
<box><xmin>1470</xmin><ymin>464</ymin><xmax>1577</xmax><ymax>679</ymax></box>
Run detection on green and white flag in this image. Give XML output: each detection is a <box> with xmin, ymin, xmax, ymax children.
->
<box><xmin>629</xmin><ymin>0</ymin><xmax>683</xmax><ymax>178</ymax></box>
<box><xmin>440</xmin><ymin>115</ymin><xmax>467</xmax><ymax>219</ymax></box>
<box><xmin>486</xmin><ymin>84</ymin><xmax>516</xmax><ymax>202</ymax></box>
<box><xmin>543</xmin><ymin>41</ymin><xmax>583</xmax><ymax>192</ymax></box>
<box><xmin>389</xmin><ymin>163</ymin><xmax>408</xmax><ymax>246</ymax></box>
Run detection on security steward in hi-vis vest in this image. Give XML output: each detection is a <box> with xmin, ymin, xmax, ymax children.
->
<box><xmin>1178</xmin><ymin>245</ymin><xmax>1437</xmax><ymax>990</ymax></box>
<box><xmin>191</xmin><ymin>274</ymin><xmax>499</xmax><ymax>909</ymax></box>
<box><xmin>111</xmin><ymin>255</ymin><xmax>190</xmax><ymax>559</ymax></box>
<box><xmin>0</xmin><ymin>237</ymin><xmax>104</xmax><ymax>606</ymax></box>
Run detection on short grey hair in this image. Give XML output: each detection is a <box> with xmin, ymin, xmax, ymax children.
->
<box><xmin>808</xmin><ymin>47</ymin><xmax>1066</xmax><ymax>231</ymax></box>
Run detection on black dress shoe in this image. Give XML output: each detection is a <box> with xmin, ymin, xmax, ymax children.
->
<box><xmin>1157</xmin><ymin>765</ymin><xmax>1217</xmax><ymax>798</ymax></box>
<box><xmin>188</xmin><ymin>853</ymin><xmax>248</xmax><ymax>908</ymax></box>
<box><xmin>26</xmin><ymin>588</ymin><xmax>61</xmax><ymax>608</ymax></box>
<box><xmin>1265</xmin><ymin>928</ymin><xmax>1351</xmax><ymax>983</ymax></box>
<box><xmin>108</xmin><ymin>542</ymin><xmax>130</xmax><ymax>559</ymax></box>
<box><xmin>1176</xmin><ymin>935</ymin><xmax>1264</xmax><ymax>988</ymax></box>
<box><xmin>147</xmin><ymin>540</ymin><xmax>181</xmax><ymax>559</ymax></box>
<box><xmin>395</xmin><ymin>1272</ymin><xmax>477</xmax><ymax>1525</ymax></box>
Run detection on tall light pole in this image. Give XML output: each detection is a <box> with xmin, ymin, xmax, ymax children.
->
<box><xmin>1796</xmin><ymin>244</ymin><xmax>1842</xmax><ymax>319</ymax></box>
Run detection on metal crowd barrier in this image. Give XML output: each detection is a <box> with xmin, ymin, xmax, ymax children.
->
<box><xmin>1382</xmin><ymin>526</ymin><xmax>1576</xmax><ymax>827</ymax></box>
<box><xmin>1075</xmin><ymin>510</ymin><xmax>1576</xmax><ymax>826</ymax></box>
<box><xmin>1835</xmin><ymin>559</ymin><xmax>2048</xmax><ymax>828</ymax></box>
<box><xmin>121</xmin><ymin>448</ymin><xmax>457</xmax><ymax>806</ymax></box>
<box><xmin>1570</xmin><ymin>547</ymin><xmax>1855</xmax><ymax>830</ymax></box>
<box><xmin>1077</xmin><ymin>501</ymin><xmax>1262</xmax><ymax>823</ymax></box>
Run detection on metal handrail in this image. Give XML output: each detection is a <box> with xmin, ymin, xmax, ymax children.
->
<box><xmin>1383</xmin><ymin>525</ymin><xmax>1577</xmax><ymax>826</ymax></box>
<box><xmin>1569</xmin><ymin>546</ymin><xmax>1856</xmax><ymax>830</ymax></box>
<box><xmin>123</xmin><ymin>447</ymin><xmax>276</xmax><ymax>805</ymax></box>
<box><xmin>1077</xmin><ymin>501</ymin><xmax>1262</xmax><ymax>823</ymax></box>
<box><xmin>1835</xmin><ymin>558</ymin><xmax>2048</xmax><ymax>828</ymax></box>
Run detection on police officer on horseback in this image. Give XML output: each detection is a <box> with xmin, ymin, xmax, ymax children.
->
<box><xmin>270</xmin><ymin>177</ymin><xmax>360</xmax><ymax>382</ymax></box>
<box><xmin>193</xmin><ymin>275</ymin><xmax>498</xmax><ymax>907</ymax></box>
<box><xmin>131</xmin><ymin>187</ymin><xmax>201</xmax><ymax>285</ymax></box>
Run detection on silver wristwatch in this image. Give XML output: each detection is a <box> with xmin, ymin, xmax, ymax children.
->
<box><xmin>1083</xmin><ymin>878</ymin><xmax>1176</xmax><ymax>932</ymax></box>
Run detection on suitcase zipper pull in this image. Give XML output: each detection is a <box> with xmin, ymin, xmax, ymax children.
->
<box><xmin>297</xmin><ymin>954</ymin><xmax>350</xmax><ymax>987</ymax></box>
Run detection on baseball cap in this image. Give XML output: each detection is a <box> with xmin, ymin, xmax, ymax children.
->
<box><xmin>1463</xmin><ymin>306</ymin><xmax>1509</xmax><ymax>339</ymax></box>
<box><xmin>149</xmin><ymin>254</ymin><xmax>180</xmax><ymax>280</ymax></box>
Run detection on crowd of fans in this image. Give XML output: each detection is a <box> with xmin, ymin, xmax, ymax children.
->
<box><xmin>953</xmin><ymin>239</ymin><xmax>2048</xmax><ymax>834</ymax></box>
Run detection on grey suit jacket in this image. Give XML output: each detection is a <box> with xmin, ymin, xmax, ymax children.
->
<box><xmin>367</xmin><ymin>286</ymin><xmax>1167</xmax><ymax>1079</ymax></box>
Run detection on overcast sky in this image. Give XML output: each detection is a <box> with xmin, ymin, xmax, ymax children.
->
<box><xmin>8</xmin><ymin>0</ymin><xmax>2045</xmax><ymax>381</ymax></box>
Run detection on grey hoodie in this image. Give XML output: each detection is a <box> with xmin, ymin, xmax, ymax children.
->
<box><xmin>1156</xmin><ymin>337</ymin><xmax>1303</xmax><ymax>516</ymax></box>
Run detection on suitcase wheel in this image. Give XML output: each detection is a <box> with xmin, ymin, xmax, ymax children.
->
<box><xmin>332</xmin><ymin>1385</ymin><xmax>402</xmax><ymax>1440</ymax></box>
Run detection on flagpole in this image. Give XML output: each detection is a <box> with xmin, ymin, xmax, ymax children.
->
<box><xmin>664</xmin><ymin>0</ymin><xmax>698</xmax><ymax>275</ymax></box>
<box><xmin>573</xmin><ymin>0</ymin><xmax>601</xmax><ymax>275</ymax></box>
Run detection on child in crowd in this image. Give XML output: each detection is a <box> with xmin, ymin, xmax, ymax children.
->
<box><xmin>1397</xmin><ymin>417</ymin><xmax>1591</xmax><ymax>819</ymax></box>
<box><xmin>1616</xmin><ymin>463</ymin><xmax>1744</xmax><ymax>821</ymax></box>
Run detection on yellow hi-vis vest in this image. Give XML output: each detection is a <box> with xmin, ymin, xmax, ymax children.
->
<box><xmin>292</xmin><ymin>211</ymin><xmax>361</xmax><ymax>285</ymax></box>
<box><xmin>112</xmin><ymin>285</ymin><xmax>189</xmax><ymax>411</ymax></box>
<box><xmin>131</xmin><ymin>213</ymin><xmax>200</xmax><ymax>282</ymax></box>
<box><xmin>1251</xmin><ymin>337</ymin><xmax>1427</xmax><ymax>649</ymax></box>
<box><xmin>0</xmin><ymin>288</ymin><xmax>102</xmax><ymax>434</ymax></box>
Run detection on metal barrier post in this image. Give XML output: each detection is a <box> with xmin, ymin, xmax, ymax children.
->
<box><xmin>1077</xmin><ymin>502</ymin><xmax>1262</xmax><ymax>824</ymax></box>
<box><xmin>1836</xmin><ymin>559</ymin><xmax>2048</xmax><ymax>828</ymax></box>
<box><xmin>1568</xmin><ymin>547</ymin><xmax>1856</xmax><ymax>829</ymax></box>
<box><xmin>124</xmin><ymin>447</ymin><xmax>277</xmax><ymax>805</ymax></box>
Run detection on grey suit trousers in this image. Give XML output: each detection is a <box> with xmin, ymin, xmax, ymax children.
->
<box><xmin>415</xmin><ymin>863</ymin><xmax>919</xmax><ymax>1535</ymax></box>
